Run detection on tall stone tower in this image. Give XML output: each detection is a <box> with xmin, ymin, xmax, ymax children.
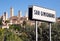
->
<box><xmin>10</xmin><ymin>7</ymin><xmax>14</xmax><ymax>17</ymax></box>
<box><xmin>3</xmin><ymin>12</ymin><xmax>8</xmax><ymax>21</ymax></box>
<box><xmin>25</xmin><ymin>11</ymin><xmax>28</xmax><ymax>17</ymax></box>
<box><xmin>18</xmin><ymin>10</ymin><xmax>21</xmax><ymax>18</ymax></box>
<box><xmin>25</xmin><ymin>10</ymin><xmax>28</xmax><ymax>20</ymax></box>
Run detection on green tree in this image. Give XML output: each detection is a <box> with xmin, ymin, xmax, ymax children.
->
<box><xmin>5</xmin><ymin>20</ymin><xmax>10</xmax><ymax>23</ymax></box>
<box><xmin>9</xmin><ymin>24</ymin><xmax>21</xmax><ymax>31</ymax></box>
<box><xmin>6</xmin><ymin>31</ymin><xmax>23</xmax><ymax>41</ymax></box>
<box><xmin>0</xmin><ymin>17</ymin><xmax>3</xmax><ymax>25</ymax></box>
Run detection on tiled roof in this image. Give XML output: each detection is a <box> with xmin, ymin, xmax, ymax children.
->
<box><xmin>10</xmin><ymin>16</ymin><xmax>18</xmax><ymax>20</ymax></box>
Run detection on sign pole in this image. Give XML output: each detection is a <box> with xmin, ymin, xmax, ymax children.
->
<box><xmin>49</xmin><ymin>23</ymin><xmax>51</xmax><ymax>41</ymax></box>
<box><xmin>35</xmin><ymin>21</ymin><xmax>38</xmax><ymax>41</ymax></box>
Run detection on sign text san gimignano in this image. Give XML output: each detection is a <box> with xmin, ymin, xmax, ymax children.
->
<box><xmin>28</xmin><ymin>5</ymin><xmax>56</xmax><ymax>41</ymax></box>
<box><xmin>28</xmin><ymin>5</ymin><xmax>56</xmax><ymax>23</ymax></box>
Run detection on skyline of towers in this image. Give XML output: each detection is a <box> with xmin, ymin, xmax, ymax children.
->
<box><xmin>2</xmin><ymin>7</ymin><xmax>28</xmax><ymax>22</ymax></box>
<box><xmin>2</xmin><ymin>7</ymin><xmax>28</xmax><ymax>18</ymax></box>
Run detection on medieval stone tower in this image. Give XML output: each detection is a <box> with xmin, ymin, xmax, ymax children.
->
<box><xmin>18</xmin><ymin>10</ymin><xmax>22</xmax><ymax>18</ymax></box>
<box><xmin>10</xmin><ymin>7</ymin><xmax>14</xmax><ymax>17</ymax></box>
<box><xmin>3</xmin><ymin>12</ymin><xmax>8</xmax><ymax>21</ymax></box>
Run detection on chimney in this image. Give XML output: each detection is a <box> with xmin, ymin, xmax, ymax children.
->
<box><xmin>10</xmin><ymin>7</ymin><xmax>14</xmax><ymax>17</ymax></box>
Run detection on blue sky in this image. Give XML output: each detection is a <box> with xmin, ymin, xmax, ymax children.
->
<box><xmin>0</xmin><ymin>0</ymin><xmax>60</xmax><ymax>17</ymax></box>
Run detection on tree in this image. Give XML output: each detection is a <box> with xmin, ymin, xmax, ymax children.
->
<box><xmin>5</xmin><ymin>20</ymin><xmax>10</xmax><ymax>23</ymax></box>
<box><xmin>22</xmin><ymin>20</ymin><xmax>27</xmax><ymax>28</ymax></box>
<box><xmin>9</xmin><ymin>24</ymin><xmax>21</xmax><ymax>31</ymax></box>
<box><xmin>38</xmin><ymin>22</ymin><xmax>49</xmax><ymax>41</ymax></box>
<box><xmin>0</xmin><ymin>17</ymin><xmax>3</xmax><ymax>25</ymax></box>
<box><xmin>6</xmin><ymin>31</ymin><xmax>23</xmax><ymax>41</ymax></box>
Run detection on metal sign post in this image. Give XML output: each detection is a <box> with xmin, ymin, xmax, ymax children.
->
<box><xmin>49</xmin><ymin>23</ymin><xmax>51</xmax><ymax>41</ymax></box>
<box><xmin>35</xmin><ymin>21</ymin><xmax>38</xmax><ymax>41</ymax></box>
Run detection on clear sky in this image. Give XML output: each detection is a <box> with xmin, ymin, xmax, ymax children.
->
<box><xmin>0</xmin><ymin>0</ymin><xmax>60</xmax><ymax>17</ymax></box>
